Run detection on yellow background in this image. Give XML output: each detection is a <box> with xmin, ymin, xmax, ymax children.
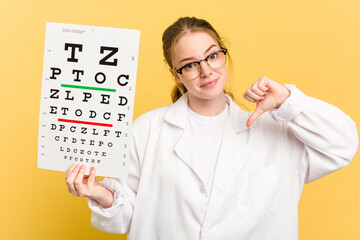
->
<box><xmin>1</xmin><ymin>0</ymin><xmax>359</xmax><ymax>239</ymax></box>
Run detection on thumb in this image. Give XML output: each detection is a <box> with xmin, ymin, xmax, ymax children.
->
<box><xmin>247</xmin><ymin>106</ymin><xmax>265</xmax><ymax>128</ymax></box>
<box><xmin>88</xmin><ymin>166</ymin><xmax>96</xmax><ymax>186</ymax></box>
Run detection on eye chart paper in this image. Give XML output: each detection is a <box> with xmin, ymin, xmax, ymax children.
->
<box><xmin>38</xmin><ymin>23</ymin><xmax>140</xmax><ymax>178</ymax></box>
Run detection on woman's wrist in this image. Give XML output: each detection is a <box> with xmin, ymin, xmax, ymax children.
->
<box><xmin>276</xmin><ymin>86</ymin><xmax>291</xmax><ymax>108</ymax></box>
<box><xmin>91</xmin><ymin>185</ymin><xmax>114</xmax><ymax>208</ymax></box>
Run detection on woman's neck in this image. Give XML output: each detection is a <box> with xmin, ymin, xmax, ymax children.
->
<box><xmin>187</xmin><ymin>93</ymin><xmax>226</xmax><ymax>116</ymax></box>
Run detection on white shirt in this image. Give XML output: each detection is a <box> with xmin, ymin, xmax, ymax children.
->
<box><xmin>87</xmin><ymin>85</ymin><xmax>358</xmax><ymax>240</ymax></box>
<box><xmin>188</xmin><ymin>103</ymin><xmax>228</xmax><ymax>193</ymax></box>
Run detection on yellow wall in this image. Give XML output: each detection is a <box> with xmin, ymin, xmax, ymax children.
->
<box><xmin>1</xmin><ymin>0</ymin><xmax>359</xmax><ymax>239</ymax></box>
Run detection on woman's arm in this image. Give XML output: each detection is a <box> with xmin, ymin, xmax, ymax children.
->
<box><xmin>65</xmin><ymin>127</ymin><xmax>141</xmax><ymax>234</ymax></box>
<box><xmin>243</xmin><ymin>76</ymin><xmax>358</xmax><ymax>183</ymax></box>
<box><xmin>270</xmin><ymin>85</ymin><xmax>358</xmax><ymax>183</ymax></box>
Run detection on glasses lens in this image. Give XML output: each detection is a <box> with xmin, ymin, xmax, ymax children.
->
<box><xmin>182</xmin><ymin>62</ymin><xmax>200</xmax><ymax>80</ymax></box>
<box><xmin>208</xmin><ymin>51</ymin><xmax>226</xmax><ymax>69</ymax></box>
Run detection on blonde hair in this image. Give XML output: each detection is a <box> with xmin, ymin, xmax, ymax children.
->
<box><xmin>162</xmin><ymin>17</ymin><xmax>234</xmax><ymax>103</ymax></box>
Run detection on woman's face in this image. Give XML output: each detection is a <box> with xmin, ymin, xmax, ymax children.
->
<box><xmin>172</xmin><ymin>31</ymin><xmax>228</xmax><ymax>104</ymax></box>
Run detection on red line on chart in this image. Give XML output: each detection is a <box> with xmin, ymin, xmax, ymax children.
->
<box><xmin>58</xmin><ymin>118</ymin><xmax>113</xmax><ymax>127</ymax></box>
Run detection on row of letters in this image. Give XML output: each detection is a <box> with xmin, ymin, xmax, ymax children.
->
<box><xmin>51</xmin><ymin>124</ymin><xmax>123</xmax><ymax>137</ymax></box>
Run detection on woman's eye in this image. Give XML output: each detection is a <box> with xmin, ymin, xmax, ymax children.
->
<box><xmin>184</xmin><ymin>62</ymin><xmax>197</xmax><ymax>70</ymax></box>
<box><xmin>208</xmin><ymin>53</ymin><xmax>218</xmax><ymax>60</ymax></box>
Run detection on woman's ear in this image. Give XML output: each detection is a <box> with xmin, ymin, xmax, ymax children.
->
<box><xmin>169</xmin><ymin>68</ymin><xmax>182</xmax><ymax>83</ymax></box>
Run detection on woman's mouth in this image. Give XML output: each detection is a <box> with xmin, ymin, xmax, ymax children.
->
<box><xmin>200</xmin><ymin>79</ymin><xmax>218</xmax><ymax>88</ymax></box>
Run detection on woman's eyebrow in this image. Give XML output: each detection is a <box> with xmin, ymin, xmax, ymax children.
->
<box><xmin>178</xmin><ymin>44</ymin><xmax>218</xmax><ymax>65</ymax></box>
<box><xmin>203</xmin><ymin>44</ymin><xmax>218</xmax><ymax>54</ymax></box>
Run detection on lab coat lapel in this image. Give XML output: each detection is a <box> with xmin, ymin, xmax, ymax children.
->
<box><xmin>174</xmin><ymin>128</ymin><xmax>194</xmax><ymax>170</ymax></box>
<box><xmin>164</xmin><ymin>95</ymin><xmax>195</xmax><ymax>170</ymax></box>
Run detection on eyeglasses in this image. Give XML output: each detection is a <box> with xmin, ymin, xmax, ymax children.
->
<box><xmin>175</xmin><ymin>48</ymin><xmax>227</xmax><ymax>80</ymax></box>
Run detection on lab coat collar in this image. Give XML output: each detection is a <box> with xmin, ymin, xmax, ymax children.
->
<box><xmin>163</xmin><ymin>94</ymin><xmax>188</xmax><ymax>130</ymax></box>
<box><xmin>164</xmin><ymin>93</ymin><xmax>255</xmax><ymax>132</ymax></box>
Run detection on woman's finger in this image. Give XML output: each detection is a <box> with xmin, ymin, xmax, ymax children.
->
<box><xmin>244</xmin><ymin>88</ymin><xmax>264</xmax><ymax>101</ymax></box>
<box><xmin>257</xmin><ymin>76</ymin><xmax>270</xmax><ymax>91</ymax></box>
<box><xmin>88</xmin><ymin>166</ymin><xmax>96</xmax><ymax>187</ymax></box>
<box><xmin>250</xmin><ymin>82</ymin><xmax>267</xmax><ymax>96</ymax></box>
<box><xmin>243</xmin><ymin>93</ymin><xmax>257</xmax><ymax>103</ymax></box>
<box><xmin>66</xmin><ymin>164</ymin><xmax>81</xmax><ymax>197</ymax></box>
<box><xmin>65</xmin><ymin>163</ymin><xmax>77</xmax><ymax>179</ymax></box>
<box><xmin>247</xmin><ymin>106</ymin><xmax>265</xmax><ymax>127</ymax></box>
<box><xmin>74</xmin><ymin>165</ymin><xmax>86</xmax><ymax>196</ymax></box>
<box><xmin>66</xmin><ymin>164</ymin><xmax>80</xmax><ymax>182</ymax></box>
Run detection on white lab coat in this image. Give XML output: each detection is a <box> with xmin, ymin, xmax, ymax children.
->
<box><xmin>88</xmin><ymin>85</ymin><xmax>358</xmax><ymax>240</ymax></box>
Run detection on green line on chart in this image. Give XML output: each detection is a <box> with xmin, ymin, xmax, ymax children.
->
<box><xmin>61</xmin><ymin>84</ymin><xmax>116</xmax><ymax>92</ymax></box>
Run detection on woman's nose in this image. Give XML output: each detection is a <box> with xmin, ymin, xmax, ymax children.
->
<box><xmin>199</xmin><ymin>60</ymin><xmax>213</xmax><ymax>78</ymax></box>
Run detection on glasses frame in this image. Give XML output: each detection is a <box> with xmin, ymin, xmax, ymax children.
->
<box><xmin>175</xmin><ymin>48</ymin><xmax>227</xmax><ymax>79</ymax></box>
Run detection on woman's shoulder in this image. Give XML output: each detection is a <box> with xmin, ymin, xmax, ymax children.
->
<box><xmin>133</xmin><ymin>95</ymin><xmax>188</xmax><ymax>130</ymax></box>
<box><xmin>133</xmin><ymin>104</ymin><xmax>172</xmax><ymax>129</ymax></box>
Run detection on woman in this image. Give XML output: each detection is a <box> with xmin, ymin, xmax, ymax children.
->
<box><xmin>65</xmin><ymin>17</ymin><xmax>358</xmax><ymax>239</ymax></box>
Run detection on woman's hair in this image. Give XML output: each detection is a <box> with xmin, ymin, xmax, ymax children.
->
<box><xmin>162</xmin><ymin>17</ymin><xmax>234</xmax><ymax>103</ymax></box>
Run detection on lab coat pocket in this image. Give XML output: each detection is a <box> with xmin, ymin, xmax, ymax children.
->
<box><xmin>237</xmin><ymin>167</ymin><xmax>280</xmax><ymax>222</ymax></box>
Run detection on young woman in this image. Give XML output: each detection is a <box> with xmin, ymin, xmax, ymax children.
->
<box><xmin>65</xmin><ymin>17</ymin><xmax>358</xmax><ymax>240</ymax></box>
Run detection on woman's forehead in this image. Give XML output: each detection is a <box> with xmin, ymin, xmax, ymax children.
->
<box><xmin>173</xmin><ymin>31</ymin><xmax>219</xmax><ymax>64</ymax></box>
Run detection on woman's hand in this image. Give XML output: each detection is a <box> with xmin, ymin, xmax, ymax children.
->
<box><xmin>243</xmin><ymin>76</ymin><xmax>290</xmax><ymax>127</ymax></box>
<box><xmin>65</xmin><ymin>163</ymin><xmax>114</xmax><ymax>208</ymax></box>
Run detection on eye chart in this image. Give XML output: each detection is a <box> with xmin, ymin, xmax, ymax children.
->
<box><xmin>38</xmin><ymin>23</ymin><xmax>140</xmax><ymax>178</ymax></box>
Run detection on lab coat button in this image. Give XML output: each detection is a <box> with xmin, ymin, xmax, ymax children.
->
<box><xmin>199</xmin><ymin>185</ymin><xmax>206</xmax><ymax>194</ymax></box>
